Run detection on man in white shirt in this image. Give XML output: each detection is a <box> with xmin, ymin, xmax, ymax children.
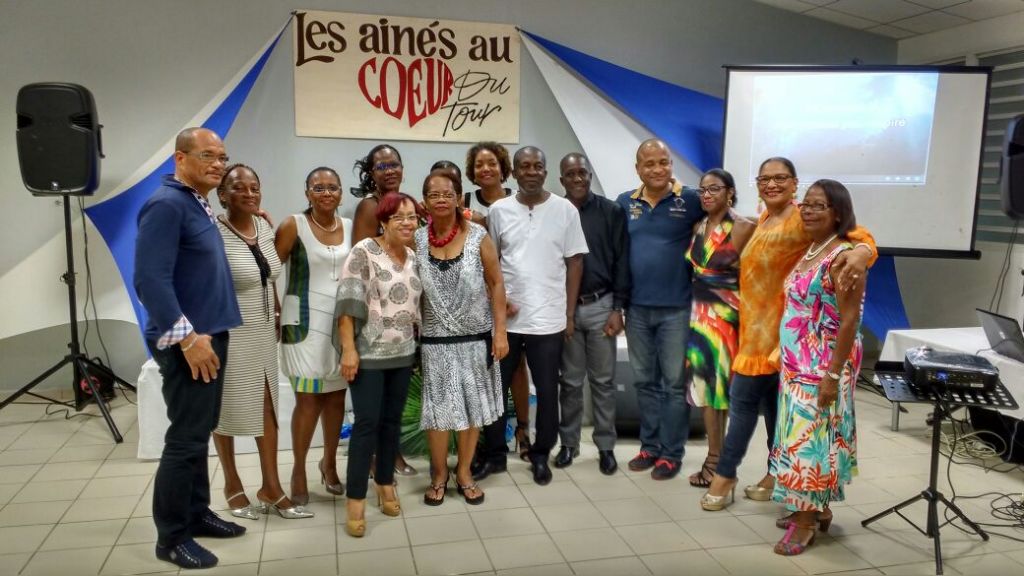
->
<box><xmin>474</xmin><ymin>146</ymin><xmax>589</xmax><ymax>485</ymax></box>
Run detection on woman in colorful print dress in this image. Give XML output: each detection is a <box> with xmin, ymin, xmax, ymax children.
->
<box><xmin>684</xmin><ymin>169</ymin><xmax>754</xmax><ymax>487</ymax></box>
<box><xmin>770</xmin><ymin>179</ymin><xmax>864</xmax><ymax>556</ymax></box>
<box><xmin>700</xmin><ymin>157</ymin><xmax>875</xmax><ymax>512</ymax></box>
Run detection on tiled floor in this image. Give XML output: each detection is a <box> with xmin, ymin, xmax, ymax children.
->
<box><xmin>1</xmin><ymin>389</ymin><xmax>1023</xmax><ymax>575</ymax></box>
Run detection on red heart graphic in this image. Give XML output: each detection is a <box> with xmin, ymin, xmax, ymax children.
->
<box><xmin>358</xmin><ymin>56</ymin><xmax>454</xmax><ymax>128</ymax></box>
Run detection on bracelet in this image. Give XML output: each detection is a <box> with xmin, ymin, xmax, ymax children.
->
<box><xmin>181</xmin><ymin>335</ymin><xmax>199</xmax><ymax>352</ymax></box>
<box><xmin>854</xmin><ymin>242</ymin><xmax>873</xmax><ymax>255</ymax></box>
<box><xmin>824</xmin><ymin>369</ymin><xmax>841</xmax><ymax>380</ymax></box>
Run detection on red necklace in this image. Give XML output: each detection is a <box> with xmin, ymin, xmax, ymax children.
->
<box><xmin>427</xmin><ymin>217</ymin><xmax>460</xmax><ymax>247</ymax></box>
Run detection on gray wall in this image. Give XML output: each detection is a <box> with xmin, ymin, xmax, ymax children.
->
<box><xmin>0</xmin><ymin>0</ymin><xmax>895</xmax><ymax>390</ymax></box>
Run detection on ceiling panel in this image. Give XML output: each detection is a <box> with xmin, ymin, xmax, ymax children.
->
<box><xmin>942</xmin><ymin>0</ymin><xmax>1024</xmax><ymax>20</ymax></box>
<box><xmin>752</xmin><ymin>0</ymin><xmax>1024</xmax><ymax>38</ymax></box>
<box><xmin>829</xmin><ymin>0</ymin><xmax>931</xmax><ymax>22</ymax></box>
<box><xmin>803</xmin><ymin>6</ymin><xmax>878</xmax><ymax>28</ymax></box>
<box><xmin>892</xmin><ymin>10</ymin><xmax>973</xmax><ymax>32</ymax></box>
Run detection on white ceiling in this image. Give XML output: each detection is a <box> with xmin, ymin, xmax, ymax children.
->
<box><xmin>753</xmin><ymin>0</ymin><xmax>1024</xmax><ymax>39</ymax></box>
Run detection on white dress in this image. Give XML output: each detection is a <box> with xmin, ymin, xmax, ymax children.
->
<box><xmin>279</xmin><ymin>214</ymin><xmax>352</xmax><ymax>393</ymax></box>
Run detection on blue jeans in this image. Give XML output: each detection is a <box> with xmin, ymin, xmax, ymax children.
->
<box><xmin>625</xmin><ymin>305</ymin><xmax>691</xmax><ymax>462</ymax></box>
<box><xmin>716</xmin><ymin>372</ymin><xmax>779</xmax><ymax>479</ymax></box>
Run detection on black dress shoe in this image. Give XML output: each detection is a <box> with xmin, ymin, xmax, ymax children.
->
<box><xmin>471</xmin><ymin>460</ymin><xmax>507</xmax><ymax>482</ymax></box>
<box><xmin>553</xmin><ymin>446</ymin><xmax>579</xmax><ymax>469</ymax></box>
<box><xmin>531</xmin><ymin>458</ymin><xmax>553</xmax><ymax>485</ymax></box>
<box><xmin>598</xmin><ymin>450</ymin><xmax>618</xmax><ymax>475</ymax></box>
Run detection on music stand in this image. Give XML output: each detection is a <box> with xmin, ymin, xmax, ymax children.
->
<box><xmin>864</xmin><ymin>366</ymin><xmax>1018</xmax><ymax>575</ymax></box>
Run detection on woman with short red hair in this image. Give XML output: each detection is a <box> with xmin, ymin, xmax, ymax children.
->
<box><xmin>337</xmin><ymin>192</ymin><xmax>422</xmax><ymax>537</ymax></box>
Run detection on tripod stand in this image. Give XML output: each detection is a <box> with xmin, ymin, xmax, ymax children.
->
<box><xmin>0</xmin><ymin>196</ymin><xmax>136</xmax><ymax>443</ymax></box>
<box><xmin>866</xmin><ymin>372</ymin><xmax>1018</xmax><ymax>575</ymax></box>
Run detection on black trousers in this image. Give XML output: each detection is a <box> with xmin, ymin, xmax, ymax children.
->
<box><xmin>480</xmin><ymin>331</ymin><xmax>564</xmax><ymax>465</ymax></box>
<box><xmin>345</xmin><ymin>365</ymin><xmax>413</xmax><ymax>499</ymax></box>
<box><xmin>148</xmin><ymin>332</ymin><xmax>228</xmax><ymax>547</ymax></box>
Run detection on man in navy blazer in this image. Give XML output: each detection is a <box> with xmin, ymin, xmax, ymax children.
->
<box><xmin>135</xmin><ymin>127</ymin><xmax>243</xmax><ymax>569</ymax></box>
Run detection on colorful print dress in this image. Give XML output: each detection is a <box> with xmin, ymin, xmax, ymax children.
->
<box><xmin>770</xmin><ymin>243</ymin><xmax>861</xmax><ymax>512</ymax></box>
<box><xmin>685</xmin><ymin>216</ymin><xmax>740</xmax><ymax>410</ymax></box>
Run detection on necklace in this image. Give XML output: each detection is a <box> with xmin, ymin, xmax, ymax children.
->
<box><xmin>427</xmin><ymin>217</ymin><xmax>460</xmax><ymax>247</ymax></box>
<box><xmin>220</xmin><ymin>215</ymin><xmax>257</xmax><ymax>241</ymax></box>
<box><xmin>804</xmin><ymin>233</ymin><xmax>838</xmax><ymax>261</ymax></box>
<box><xmin>309</xmin><ymin>212</ymin><xmax>339</xmax><ymax>232</ymax></box>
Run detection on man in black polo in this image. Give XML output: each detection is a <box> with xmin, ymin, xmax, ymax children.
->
<box><xmin>554</xmin><ymin>153</ymin><xmax>630</xmax><ymax>475</ymax></box>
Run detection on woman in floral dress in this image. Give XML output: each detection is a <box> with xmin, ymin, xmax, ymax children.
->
<box><xmin>770</xmin><ymin>179</ymin><xmax>865</xmax><ymax>556</ymax></box>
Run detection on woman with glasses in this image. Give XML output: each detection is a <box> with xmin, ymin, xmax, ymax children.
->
<box><xmin>464</xmin><ymin>141</ymin><xmax>533</xmax><ymax>461</ymax></box>
<box><xmin>769</xmin><ymin>179</ymin><xmax>864</xmax><ymax>556</ymax></box>
<box><xmin>275</xmin><ymin>166</ymin><xmax>352</xmax><ymax>507</ymax></box>
<box><xmin>417</xmin><ymin>171</ymin><xmax>508</xmax><ymax>506</ymax></box>
<box><xmin>352</xmin><ymin>144</ymin><xmax>404</xmax><ymax>244</ymax></box>
<box><xmin>684</xmin><ymin>169</ymin><xmax>754</xmax><ymax>488</ymax></box>
<box><xmin>351</xmin><ymin>144</ymin><xmax>419</xmax><ymax>476</ymax></box>
<box><xmin>212</xmin><ymin>164</ymin><xmax>312</xmax><ymax>520</ymax></box>
<box><xmin>338</xmin><ymin>193</ymin><xmax>422</xmax><ymax>537</ymax></box>
<box><xmin>701</xmin><ymin>157</ymin><xmax>875</xmax><ymax>512</ymax></box>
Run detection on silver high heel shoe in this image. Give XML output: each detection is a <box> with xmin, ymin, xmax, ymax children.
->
<box><xmin>225</xmin><ymin>491</ymin><xmax>260</xmax><ymax>521</ymax></box>
<box><xmin>258</xmin><ymin>494</ymin><xmax>315</xmax><ymax>519</ymax></box>
<box><xmin>319</xmin><ymin>459</ymin><xmax>345</xmax><ymax>496</ymax></box>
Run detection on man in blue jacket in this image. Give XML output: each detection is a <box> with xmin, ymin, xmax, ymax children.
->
<box><xmin>135</xmin><ymin>127</ymin><xmax>243</xmax><ymax>569</ymax></box>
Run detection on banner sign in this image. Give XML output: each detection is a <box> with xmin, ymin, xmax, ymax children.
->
<box><xmin>293</xmin><ymin>10</ymin><xmax>520</xmax><ymax>143</ymax></box>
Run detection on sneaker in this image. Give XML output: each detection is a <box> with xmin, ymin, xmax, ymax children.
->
<box><xmin>651</xmin><ymin>458</ymin><xmax>681</xmax><ymax>480</ymax></box>
<box><xmin>628</xmin><ymin>450</ymin><xmax>658</xmax><ymax>472</ymax></box>
<box><xmin>155</xmin><ymin>539</ymin><xmax>218</xmax><ymax>569</ymax></box>
<box><xmin>192</xmin><ymin>510</ymin><xmax>247</xmax><ymax>538</ymax></box>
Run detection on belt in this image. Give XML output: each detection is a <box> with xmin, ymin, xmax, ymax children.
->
<box><xmin>577</xmin><ymin>290</ymin><xmax>609</xmax><ymax>305</ymax></box>
<box><xmin>420</xmin><ymin>331</ymin><xmax>493</xmax><ymax>368</ymax></box>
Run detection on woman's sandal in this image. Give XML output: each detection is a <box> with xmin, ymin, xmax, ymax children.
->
<box><xmin>456</xmin><ymin>480</ymin><xmax>485</xmax><ymax>505</ymax></box>
<box><xmin>514</xmin><ymin>420</ymin><xmax>532</xmax><ymax>462</ymax></box>
<box><xmin>775</xmin><ymin>508</ymin><xmax>833</xmax><ymax>532</ymax></box>
<box><xmin>687</xmin><ymin>455</ymin><xmax>718</xmax><ymax>488</ymax></box>
<box><xmin>424</xmin><ymin>473</ymin><xmax>449</xmax><ymax>506</ymax></box>
<box><xmin>774</xmin><ymin>522</ymin><xmax>817</xmax><ymax>556</ymax></box>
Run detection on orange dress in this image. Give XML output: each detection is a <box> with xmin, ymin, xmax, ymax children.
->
<box><xmin>733</xmin><ymin>206</ymin><xmax>875</xmax><ymax>377</ymax></box>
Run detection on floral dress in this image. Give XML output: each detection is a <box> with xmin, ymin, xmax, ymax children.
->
<box><xmin>770</xmin><ymin>243</ymin><xmax>861</xmax><ymax>512</ymax></box>
<box><xmin>684</xmin><ymin>216</ymin><xmax>740</xmax><ymax>410</ymax></box>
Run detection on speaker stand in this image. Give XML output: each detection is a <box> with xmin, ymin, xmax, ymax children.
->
<box><xmin>0</xmin><ymin>196</ymin><xmax>135</xmax><ymax>443</ymax></box>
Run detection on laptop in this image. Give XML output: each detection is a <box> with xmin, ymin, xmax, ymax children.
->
<box><xmin>976</xmin><ymin>308</ymin><xmax>1024</xmax><ymax>363</ymax></box>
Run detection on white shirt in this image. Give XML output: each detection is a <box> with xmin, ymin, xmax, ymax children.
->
<box><xmin>488</xmin><ymin>192</ymin><xmax>589</xmax><ymax>335</ymax></box>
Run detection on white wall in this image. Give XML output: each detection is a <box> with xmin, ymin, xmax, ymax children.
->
<box><xmin>895</xmin><ymin>17</ymin><xmax>1024</xmax><ymax>328</ymax></box>
<box><xmin>0</xmin><ymin>0</ymin><xmax>895</xmax><ymax>388</ymax></box>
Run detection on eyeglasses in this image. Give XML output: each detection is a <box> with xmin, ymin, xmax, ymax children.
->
<box><xmin>373</xmin><ymin>162</ymin><xmax>403</xmax><ymax>173</ymax></box>
<box><xmin>388</xmin><ymin>214</ymin><xmax>418</xmax><ymax>223</ymax></box>
<box><xmin>699</xmin><ymin>185</ymin><xmax>729</xmax><ymax>196</ymax></box>
<box><xmin>797</xmin><ymin>202</ymin><xmax>831</xmax><ymax>213</ymax></box>
<box><xmin>309</xmin><ymin>185</ymin><xmax>341</xmax><ymax>195</ymax></box>
<box><xmin>185</xmin><ymin>151</ymin><xmax>230</xmax><ymax>165</ymax></box>
<box><xmin>425</xmin><ymin>191</ymin><xmax>457</xmax><ymax>201</ymax></box>
<box><xmin>755</xmin><ymin>174</ymin><xmax>794</xmax><ymax>186</ymax></box>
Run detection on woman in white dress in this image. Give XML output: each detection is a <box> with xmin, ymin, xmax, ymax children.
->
<box><xmin>275</xmin><ymin>166</ymin><xmax>352</xmax><ymax>505</ymax></box>
<box><xmin>213</xmin><ymin>164</ymin><xmax>311</xmax><ymax>519</ymax></box>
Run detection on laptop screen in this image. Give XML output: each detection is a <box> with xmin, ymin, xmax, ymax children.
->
<box><xmin>976</xmin><ymin>308</ymin><xmax>1024</xmax><ymax>363</ymax></box>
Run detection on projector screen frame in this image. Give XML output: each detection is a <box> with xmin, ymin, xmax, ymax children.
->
<box><xmin>722</xmin><ymin>64</ymin><xmax>992</xmax><ymax>260</ymax></box>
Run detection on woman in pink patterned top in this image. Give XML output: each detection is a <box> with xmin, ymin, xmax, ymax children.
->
<box><xmin>336</xmin><ymin>192</ymin><xmax>422</xmax><ymax>538</ymax></box>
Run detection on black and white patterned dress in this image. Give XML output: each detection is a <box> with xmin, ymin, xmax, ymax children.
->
<box><xmin>416</xmin><ymin>223</ymin><xmax>504</xmax><ymax>430</ymax></box>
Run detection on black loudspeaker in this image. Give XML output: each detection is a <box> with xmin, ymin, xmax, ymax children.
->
<box><xmin>1001</xmin><ymin>114</ymin><xmax>1024</xmax><ymax>219</ymax></box>
<box><xmin>16</xmin><ymin>83</ymin><xmax>102</xmax><ymax>196</ymax></box>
